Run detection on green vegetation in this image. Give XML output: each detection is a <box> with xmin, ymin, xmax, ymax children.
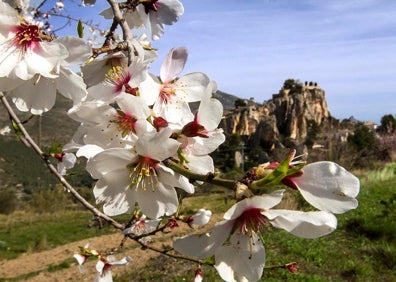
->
<box><xmin>0</xmin><ymin>211</ymin><xmax>116</xmax><ymax>260</ymax></box>
<box><xmin>378</xmin><ymin>114</ymin><xmax>396</xmax><ymax>134</ymax></box>
<box><xmin>0</xmin><ymin>162</ymin><xmax>395</xmax><ymax>281</ymax></box>
<box><xmin>282</xmin><ymin>78</ymin><xmax>303</xmax><ymax>94</ymax></box>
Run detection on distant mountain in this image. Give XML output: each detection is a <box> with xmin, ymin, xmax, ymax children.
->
<box><xmin>213</xmin><ymin>90</ymin><xmax>242</xmax><ymax>110</ymax></box>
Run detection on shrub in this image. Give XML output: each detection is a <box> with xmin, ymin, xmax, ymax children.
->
<box><xmin>0</xmin><ymin>189</ymin><xmax>17</xmax><ymax>214</ymax></box>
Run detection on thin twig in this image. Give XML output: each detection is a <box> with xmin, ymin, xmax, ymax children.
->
<box><xmin>0</xmin><ymin>92</ymin><xmax>124</xmax><ymax>230</ymax></box>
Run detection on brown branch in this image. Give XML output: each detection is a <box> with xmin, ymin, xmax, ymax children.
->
<box><xmin>106</xmin><ymin>0</ymin><xmax>134</xmax><ymax>65</ymax></box>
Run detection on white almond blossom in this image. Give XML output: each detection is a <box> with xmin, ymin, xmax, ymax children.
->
<box><xmin>101</xmin><ymin>0</ymin><xmax>184</xmax><ymax>40</ymax></box>
<box><xmin>189</xmin><ymin>208</ymin><xmax>212</xmax><ymax>227</ymax></box>
<box><xmin>95</xmin><ymin>256</ymin><xmax>132</xmax><ymax>282</ymax></box>
<box><xmin>85</xmin><ymin>58</ymin><xmax>148</xmax><ymax>102</ymax></box>
<box><xmin>139</xmin><ymin>47</ymin><xmax>209</xmax><ymax>125</ymax></box>
<box><xmin>7</xmin><ymin>36</ymin><xmax>90</xmax><ymax>114</ymax></box>
<box><xmin>56</xmin><ymin>152</ymin><xmax>77</xmax><ymax>176</ymax></box>
<box><xmin>174</xmin><ymin>190</ymin><xmax>337</xmax><ymax>282</ymax></box>
<box><xmin>86</xmin><ymin>128</ymin><xmax>194</xmax><ymax>218</ymax></box>
<box><xmin>68</xmin><ymin>94</ymin><xmax>153</xmax><ymax>151</ymax></box>
<box><xmin>175</xmin><ymin>81</ymin><xmax>225</xmax><ymax>174</ymax></box>
<box><xmin>0</xmin><ymin>1</ymin><xmax>67</xmax><ymax>83</ymax></box>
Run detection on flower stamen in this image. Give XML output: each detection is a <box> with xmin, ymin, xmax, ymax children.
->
<box><xmin>128</xmin><ymin>156</ymin><xmax>159</xmax><ymax>191</ymax></box>
<box><xmin>11</xmin><ymin>23</ymin><xmax>41</xmax><ymax>52</ymax></box>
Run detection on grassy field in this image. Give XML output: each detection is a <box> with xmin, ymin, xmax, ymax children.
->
<box><xmin>0</xmin><ymin>164</ymin><xmax>395</xmax><ymax>281</ymax></box>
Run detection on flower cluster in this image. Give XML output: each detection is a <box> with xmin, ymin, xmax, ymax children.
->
<box><xmin>173</xmin><ymin>151</ymin><xmax>360</xmax><ymax>281</ymax></box>
<box><xmin>73</xmin><ymin>244</ymin><xmax>131</xmax><ymax>282</ymax></box>
<box><xmin>0</xmin><ymin>1</ymin><xmax>361</xmax><ymax>282</ymax></box>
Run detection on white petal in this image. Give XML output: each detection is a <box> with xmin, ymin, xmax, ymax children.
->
<box><xmin>117</xmin><ymin>94</ymin><xmax>151</xmax><ymax>119</ymax></box>
<box><xmin>224</xmin><ymin>191</ymin><xmax>285</xmax><ymax>220</ymax></box>
<box><xmin>135</xmin><ymin>128</ymin><xmax>180</xmax><ymax>161</ymax></box>
<box><xmin>293</xmin><ymin>161</ymin><xmax>360</xmax><ymax>214</ymax></box>
<box><xmin>191</xmin><ymin>209</ymin><xmax>212</xmax><ymax>226</ymax></box>
<box><xmin>23</xmin><ymin>41</ymin><xmax>68</xmax><ymax>78</ymax></box>
<box><xmin>191</xmin><ymin>130</ymin><xmax>225</xmax><ymax>155</ymax></box>
<box><xmin>54</xmin><ymin>36</ymin><xmax>91</xmax><ymax>66</ymax></box>
<box><xmin>110</xmin><ymin>256</ymin><xmax>132</xmax><ymax>267</ymax></box>
<box><xmin>264</xmin><ymin>210</ymin><xmax>337</xmax><ymax>238</ymax></box>
<box><xmin>134</xmin><ymin>182</ymin><xmax>178</xmax><ymax>218</ymax></box>
<box><xmin>87</xmin><ymin>148</ymin><xmax>136</xmax><ymax>179</ymax></box>
<box><xmin>197</xmin><ymin>96</ymin><xmax>223</xmax><ymax>131</ymax></box>
<box><xmin>175</xmin><ymin>72</ymin><xmax>209</xmax><ymax>102</ymax></box>
<box><xmin>0</xmin><ymin>2</ymin><xmax>19</xmax><ymax>30</ymax></box>
<box><xmin>156</xmin><ymin>0</ymin><xmax>184</xmax><ymax>24</ymax></box>
<box><xmin>0</xmin><ymin>45</ymin><xmax>20</xmax><ymax>78</ymax></box>
<box><xmin>93</xmin><ymin>169</ymin><xmax>134</xmax><ymax>216</ymax></box>
<box><xmin>57</xmin><ymin>67</ymin><xmax>87</xmax><ymax>105</ymax></box>
<box><xmin>81</xmin><ymin>52</ymin><xmax>127</xmax><ymax>88</ymax></box>
<box><xmin>160</xmin><ymin>47</ymin><xmax>188</xmax><ymax>82</ymax></box>
<box><xmin>173</xmin><ymin>220</ymin><xmax>232</xmax><ymax>259</ymax></box>
<box><xmin>73</xmin><ymin>254</ymin><xmax>86</xmax><ymax>266</ymax></box>
<box><xmin>157</xmin><ymin>164</ymin><xmax>194</xmax><ymax>194</ymax></box>
<box><xmin>215</xmin><ymin>233</ymin><xmax>265</xmax><ymax>282</ymax></box>
<box><xmin>149</xmin><ymin>16</ymin><xmax>165</xmax><ymax>41</ymax></box>
<box><xmin>9</xmin><ymin>77</ymin><xmax>57</xmax><ymax>114</ymax></box>
<box><xmin>185</xmin><ymin>154</ymin><xmax>214</xmax><ymax>175</ymax></box>
<box><xmin>76</xmin><ymin>144</ymin><xmax>104</xmax><ymax>159</ymax></box>
<box><xmin>138</xmin><ymin>74</ymin><xmax>161</xmax><ymax>106</ymax></box>
<box><xmin>94</xmin><ymin>270</ymin><xmax>113</xmax><ymax>282</ymax></box>
<box><xmin>68</xmin><ymin>100</ymin><xmax>112</xmax><ymax>125</ymax></box>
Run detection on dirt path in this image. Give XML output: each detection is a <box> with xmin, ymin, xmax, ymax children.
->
<box><xmin>0</xmin><ymin>215</ymin><xmax>221</xmax><ymax>282</ymax></box>
<box><xmin>0</xmin><ymin>232</ymin><xmax>133</xmax><ymax>281</ymax></box>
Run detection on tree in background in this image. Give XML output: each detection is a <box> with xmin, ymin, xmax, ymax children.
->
<box><xmin>378</xmin><ymin>114</ymin><xmax>396</xmax><ymax>134</ymax></box>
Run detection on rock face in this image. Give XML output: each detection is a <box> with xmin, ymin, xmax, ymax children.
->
<box><xmin>219</xmin><ymin>84</ymin><xmax>334</xmax><ymax>152</ymax></box>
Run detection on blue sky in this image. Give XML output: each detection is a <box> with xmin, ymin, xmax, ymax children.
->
<box><xmin>45</xmin><ymin>0</ymin><xmax>396</xmax><ymax>123</ymax></box>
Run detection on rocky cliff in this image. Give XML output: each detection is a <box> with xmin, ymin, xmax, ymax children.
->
<box><xmin>219</xmin><ymin>83</ymin><xmax>337</xmax><ymax>154</ymax></box>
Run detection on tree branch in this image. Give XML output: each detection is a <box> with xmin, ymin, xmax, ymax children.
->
<box><xmin>0</xmin><ymin>92</ymin><xmax>124</xmax><ymax>230</ymax></box>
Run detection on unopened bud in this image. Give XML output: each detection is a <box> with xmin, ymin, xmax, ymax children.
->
<box><xmin>285</xmin><ymin>262</ymin><xmax>298</xmax><ymax>273</ymax></box>
<box><xmin>194</xmin><ymin>268</ymin><xmax>203</xmax><ymax>282</ymax></box>
<box><xmin>235</xmin><ymin>182</ymin><xmax>253</xmax><ymax>200</ymax></box>
<box><xmin>255</xmin><ymin>162</ymin><xmax>274</xmax><ymax>179</ymax></box>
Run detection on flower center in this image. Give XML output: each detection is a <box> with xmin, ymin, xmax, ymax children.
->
<box><xmin>159</xmin><ymin>82</ymin><xmax>175</xmax><ymax>104</ymax></box>
<box><xmin>105</xmin><ymin>65</ymin><xmax>135</xmax><ymax>94</ymax></box>
<box><xmin>128</xmin><ymin>156</ymin><xmax>159</xmax><ymax>191</ymax></box>
<box><xmin>234</xmin><ymin>207</ymin><xmax>269</xmax><ymax>236</ymax></box>
<box><xmin>11</xmin><ymin>23</ymin><xmax>41</xmax><ymax>52</ymax></box>
<box><xmin>110</xmin><ymin>110</ymin><xmax>137</xmax><ymax>137</ymax></box>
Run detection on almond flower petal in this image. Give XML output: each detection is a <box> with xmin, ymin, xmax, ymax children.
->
<box><xmin>160</xmin><ymin>46</ymin><xmax>188</xmax><ymax>82</ymax></box>
<box><xmin>291</xmin><ymin>161</ymin><xmax>360</xmax><ymax>214</ymax></box>
<box><xmin>264</xmin><ymin>209</ymin><xmax>337</xmax><ymax>238</ymax></box>
<box><xmin>214</xmin><ymin>233</ymin><xmax>265</xmax><ymax>282</ymax></box>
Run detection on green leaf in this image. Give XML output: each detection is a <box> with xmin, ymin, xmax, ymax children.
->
<box><xmin>77</xmin><ymin>20</ymin><xmax>84</xmax><ymax>38</ymax></box>
<box><xmin>11</xmin><ymin>120</ymin><xmax>21</xmax><ymax>138</ymax></box>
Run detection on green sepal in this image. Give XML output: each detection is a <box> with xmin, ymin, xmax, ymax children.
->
<box><xmin>49</xmin><ymin>140</ymin><xmax>63</xmax><ymax>155</ymax></box>
<box><xmin>177</xmin><ymin>148</ymin><xmax>189</xmax><ymax>166</ymax></box>
<box><xmin>251</xmin><ymin>154</ymin><xmax>306</xmax><ymax>189</ymax></box>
